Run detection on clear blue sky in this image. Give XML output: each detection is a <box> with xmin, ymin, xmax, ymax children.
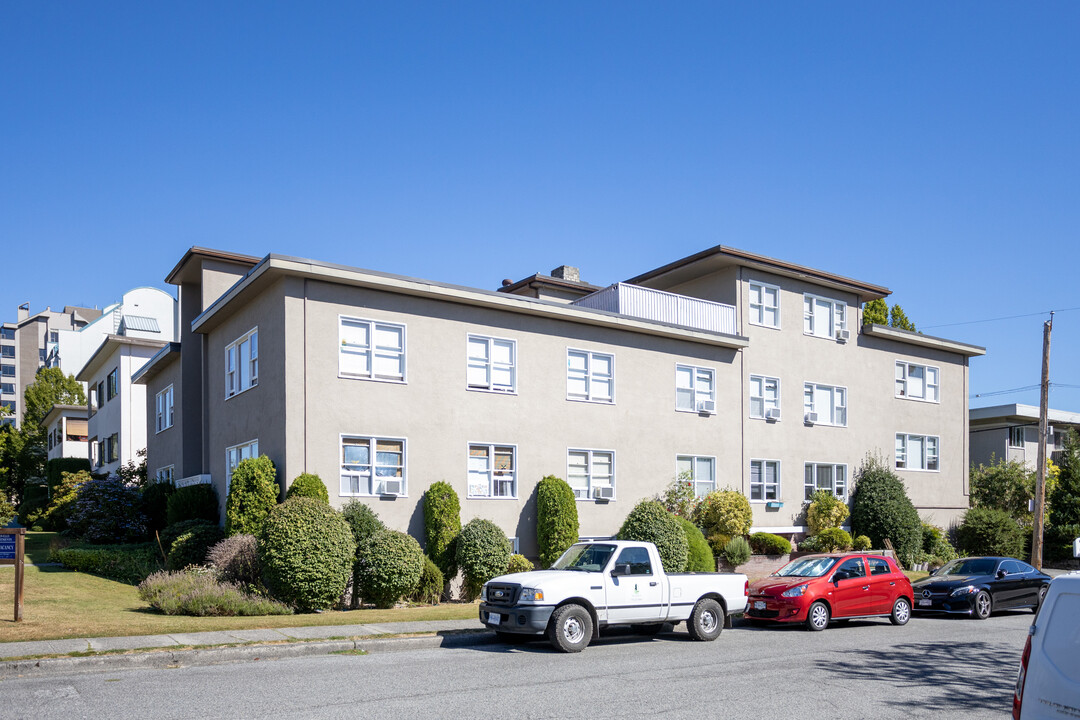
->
<box><xmin>2</xmin><ymin>2</ymin><xmax>1078</xmax><ymax>410</ymax></box>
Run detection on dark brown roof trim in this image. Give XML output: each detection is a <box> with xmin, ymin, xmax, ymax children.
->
<box><xmin>165</xmin><ymin>247</ymin><xmax>261</xmax><ymax>285</ymax></box>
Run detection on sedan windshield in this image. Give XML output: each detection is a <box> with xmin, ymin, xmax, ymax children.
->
<box><xmin>936</xmin><ymin>558</ymin><xmax>997</xmax><ymax>576</ymax></box>
<box><xmin>552</xmin><ymin>543</ymin><xmax>616</xmax><ymax>572</ymax></box>
<box><xmin>775</xmin><ymin>557</ymin><xmax>837</xmax><ymax>578</ymax></box>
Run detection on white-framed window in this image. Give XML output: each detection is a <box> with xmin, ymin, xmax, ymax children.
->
<box><xmin>340</xmin><ymin>435</ymin><xmax>406</xmax><ymax>497</ymax></box>
<box><xmin>749</xmin><ymin>375</ymin><xmax>781</xmax><ymax>419</ymax></box>
<box><xmin>803</xmin><ymin>294</ymin><xmax>847</xmax><ymax>339</ymax></box>
<box><xmin>804</xmin><ymin>462</ymin><xmax>847</xmax><ymax>501</ymax></box>
<box><xmin>675</xmin><ymin>364</ymin><xmax>715</xmax><ymax>413</ymax></box>
<box><xmin>225</xmin><ymin>439</ymin><xmax>259</xmax><ymax>492</ymax></box>
<box><xmin>896</xmin><ymin>433</ymin><xmax>940</xmax><ymax>471</ymax></box>
<box><xmin>676</xmin><ymin>455</ymin><xmax>715</xmax><ymax>498</ymax></box>
<box><xmin>750</xmin><ymin>459</ymin><xmax>780</xmax><ymax>502</ymax></box>
<box><xmin>567</xmin><ymin>448</ymin><xmax>615</xmax><ymax>500</ymax></box>
<box><xmin>155</xmin><ymin>466</ymin><xmax>174</xmax><ymax>485</ymax></box>
<box><xmin>467</xmin><ymin>443</ymin><xmax>517</xmax><ymax>498</ymax></box>
<box><xmin>566</xmin><ymin>349</ymin><xmax>614</xmax><ymax>404</ymax></box>
<box><xmin>895</xmin><ymin>361</ymin><xmax>940</xmax><ymax>402</ymax></box>
<box><xmin>155</xmin><ymin>385</ymin><xmax>174</xmax><ymax>433</ymax></box>
<box><xmin>804</xmin><ymin>382</ymin><xmax>847</xmax><ymax>426</ymax></box>
<box><xmin>749</xmin><ymin>281</ymin><xmax>780</xmax><ymax>329</ymax></box>
<box><xmin>467</xmin><ymin>334</ymin><xmax>516</xmax><ymax>394</ymax></box>
<box><xmin>1008</xmin><ymin>426</ymin><xmax>1026</xmax><ymax>448</ymax></box>
<box><xmin>226</xmin><ymin>328</ymin><xmax>259</xmax><ymax>398</ymax></box>
<box><xmin>339</xmin><ymin>317</ymin><xmax>406</xmax><ymax>383</ymax></box>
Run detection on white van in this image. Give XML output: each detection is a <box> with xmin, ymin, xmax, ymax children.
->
<box><xmin>1013</xmin><ymin>572</ymin><xmax>1080</xmax><ymax>719</ymax></box>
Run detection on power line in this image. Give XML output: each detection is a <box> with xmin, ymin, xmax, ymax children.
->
<box><xmin>969</xmin><ymin>382</ymin><xmax>1080</xmax><ymax>399</ymax></box>
<box><xmin>922</xmin><ymin>306</ymin><xmax>1080</xmax><ymax>330</ymax></box>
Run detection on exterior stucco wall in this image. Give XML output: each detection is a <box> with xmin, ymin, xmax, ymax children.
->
<box><xmin>144</xmin><ymin>358</ymin><xmax>184</xmax><ymax>482</ymax></box>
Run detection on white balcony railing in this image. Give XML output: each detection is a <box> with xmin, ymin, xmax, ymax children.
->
<box><xmin>572</xmin><ymin>283</ymin><xmax>738</xmax><ymax>335</ymax></box>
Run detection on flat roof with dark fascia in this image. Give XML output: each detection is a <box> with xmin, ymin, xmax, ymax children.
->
<box><xmin>165</xmin><ymin>247</ymin><xmax>261</xmax><ymax>285</ymax></box>
<box><xmin>191</xmin><ymin>254</ymin><xmax>750</xmax><ymax>350</ymax></box>
<box><xmin>497</xmin><ymin>273</ymin><xmax>604</xmax><ymax>295</ymax></box>
<box><xmin>969</xmin><ymin>403</ymin><xmax>1080</xmax><ymax>426</ymax></box>
<box><xmin>40</xmin><ymin>403</ymin><xmax>88</xmax><ymax>430</ymax></box>
<box><xmin>861</xmin><ymin>323</ymin><xmax>985</xmax><ymax>357</ymax></box>
<box><xmin>626</xmin><ymin>244</ymin><xmax>891</xmax><ymax>302</ymax></box>
<box><xmin>76</xmin><ymin>335</ymin><xmax>170</xmax><ymax>382</ymax></box>
<box><xmin>131</xmin><ymin>342</ymin><xmax>182</xmax><ymax>385</ymax></box>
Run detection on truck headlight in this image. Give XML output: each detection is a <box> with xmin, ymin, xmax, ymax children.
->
<box><xmin>520</xmin><ymin>588</ymin><xmax>544</xmax><ymax>602</ymax></box>
<box><xmin>480</xmin><ymin>585</ymin><xmax>488</xmax><ymax>602</ymax></box>
<box><xmin>950</xmin><ymin>585</ymin><xmax>977</xmax><ymax>597</ymax></box>
<box><xmin>781</xmin><ymin>584</ymin><xmax>808</xmax><ymax>598</ymax></box>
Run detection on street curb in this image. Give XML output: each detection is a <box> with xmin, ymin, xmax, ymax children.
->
<box><xmin>0</xmin><ymin>630</ymin><xmax>495</xmax><ymax>679</ymax></box>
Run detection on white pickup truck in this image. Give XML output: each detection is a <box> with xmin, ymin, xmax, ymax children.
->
<box><xmin>478</xmin><ymin>540</ymin><xmax>749</xmax><ymax>652</ymax></box>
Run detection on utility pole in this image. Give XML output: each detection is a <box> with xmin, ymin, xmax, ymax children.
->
<box><xmin>1032</xmin><ymin>312</ymin><xmax>1053</xmax><ymax>570</ymax></box>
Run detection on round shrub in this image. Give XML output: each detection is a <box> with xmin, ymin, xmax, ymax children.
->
<box><xmin>707</xmin><ymin>533</ymin><xmax>732</xmax><ymax>559</ymax></box>
<box><xmin>806</xmin><ymin>490</ymin><xmax>849</xmax><ymax>534</ymax></box>
<box><xmin>285</xmin><ymin>473</ymin><xmax>329</xmax><ymax>503</ymax></box>
<box><xmin>850</xmin><ymin>455</ymin><xmax>922</xmax><ymax>560</ymax></box>
<box><xmin>160</xmin><ymin>519</ymin><xmax>217</xmax><ymax>553</ymax></box>
<box><xmin>69</xmin><ymin>475</ymin><xmax>147</xmax><ymax>544</ymax></box>
<box><xmin>507</xmin><ymin>554</ymin><xmax>534</xmax><ymax>574</ymax></box>
<box><xmin>167</xmin><ymin>524</ymin><xmax>226</xmax><ymax>570</ymax></box>
<box><xmin>341</xmin><ymin>500</ymin><xmax>385</xmax><ymax>609</ymax></box>
<box><xmin>956</xmin><ymin>507</ymin><xmax>1026</xmax><ymax>557</ymax></box>
<box><xmin>455</xmin><ymin>518</ymin><xmax>512</xmax><ymax>600</ymax></box>
<box><xmin>408</xmin><ymin>555</ymin><xmax>444</xmax><ymax>605</ymax></box>
<box><xmin>693</xmin><ymin>490</ymin><xmax>753</xmax><ymax>538</ymax></box>
<box><xmin>423</xmin><ymin>481</ymin><xmax>461</xmax><ymax>580</ymax></box>
<box><xmin>537</xmin><ymin>475</ymin><xmax>579</xmax><ymax>568</ymax></box>
<box><xmin>356</xmin><ymin>529</ymin><xmax>425</xmax><ymax>609</ymax></box>
<box><xmin>166</xmin><ymin>483</ymin><xmax>219</xmax><ymax>526</ymax></box>
<box><xmin>815</xmin><ymin>527</ymin><xmax>852</xmax><ymax>552</ymax></box>
<box><xmin>722</xmin><ymin>536</ymin><xmax>752</xmax><ymax>568</ymax></box>
<box><xmin>141</xmin><ymin>481</ymin><xmax>175</xmax><ymax>536</ymax></box>
<box><xmin>799</xmin><ymin>535</ymin><xmax>823</xmax><ymax>553</ymax></box>
<box><xmin>677</xmin><ymin>517</ymin><xmax>715</xmax><ymax>572</ymax></box>
<box><xmin>852</xmin><ymin>535</ymin><xmax>872</xmax><ymax>551</ymax></box>
<box><xmin>206</xmin><ymin>533</ymin><xmax>260</xmax><ymax>586</ymax></box>
<box><xmin>617</xmin><ymin>500</ymin><xmax>688</xmax><ymax>573</ymax></box>
<box><xmin>225</xmin><ymin>456</ymin><xmax>279</xmax><ymax>536</ymax></box>
<box><xmin>749</xmin><ymin>532</ymin><xmax>792</xmax><ymax>555</ymax></box>
<box><xmin>257</xmin><ymin>497</ymin><xmax>356</xmax><ymax>612</ymax></box>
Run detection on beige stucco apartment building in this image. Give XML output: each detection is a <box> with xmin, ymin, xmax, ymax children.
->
<box><xmin>136</xmin><ymin>246</ymin><xmax>983</xmax><ymax>557</ymax></box>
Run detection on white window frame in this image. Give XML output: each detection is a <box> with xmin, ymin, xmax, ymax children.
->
<box><xmin>803</xmin><ymin>293</ymin><xmax>847</xmax><ymax>339</ymax></box>
<box><xmin>675</xmin><ymin>364</ymin><xmax>716</xmax><ymax>414</ymax></box>
<box><xmin>155</xmin><ymin>384</ymin><xmax>174</xmax><ymax>433</ymax></box>
<box><xmin>567</xmin><ymin>448</ymin><xmax>615</xmax><ymax>500</ymax></box>
<box><xmin>467</xmin><ymin>442</ymin><xmax>518</xmax><ymax>499</ymax></box>
<box><xmin>225</xmin><ymin>439</ymin><xmax>259</xmax><ymax>493</ymax></box>
<box><xmin>155</xmin><ymin>465</ymin><xmax>175</xmax><ymax>485</ymax></box>
<box><xmin>803</xmin><ymin>382</ymin><xmax>847</xmax><ymax>426</ymax></box>
<box><xmin>748</xmin><ymin>280</ymin><xmax>781</xmax><ymax>329</ymax></box>
<box><xmin>676</xmin><ymin>455</ymin><xmax>716</xmax><ymax>498</ymax></box>
<box><xmin>225</xmin><ymin>327</ymin><xmax>259</xmax><ymax>398</ymax></box>
<box><xmin>339</xmin><ymin>434</ymin><xmax>407</xmax><ymax>497</ymax></box>
<box><xmin>895</xmin><ymin>361</ymin><xmax>940</xmax><ymax>403</ymax></box>
<box><xmin>466</xmin><ymin>334</ymin><xmax>517</xmax><ymax>394</ymax></box>
<box><xmin>750</xmin><ymin>459</ymin><xmax>781</xmax><ymax>503</ymax></box>
<box><xmin>339</xmin><ymin>316</ymin><xmax>406</xmax><ymax>384</ymax></box>
<box><xmin>804</xmin><ymin>462</ymin><xmax>848</xmax><ymax>501</ymax></box>
<box><xmin>566</xmin><ymin>349</ymin><xmax>615</xmax><ymax>404</ymax></box>
<box><xmin>895</xmin><ymin>433</ymin><xmax>940</xmax><ymax>472</ymax></box>
<box><xmin>749</xmin><ymin>374</ymin><xmax>781</xmax><ymax>420</ymax></box>
<box><xmin>1008</xmin><ymin>426</ymin><xmax>1026</xmax><ymax>448</ymax></box>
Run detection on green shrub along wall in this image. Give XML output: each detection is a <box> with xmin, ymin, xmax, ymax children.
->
<box><xmin>356</xmin><ymin>529</ymin><xmax>425</xmax><ymax>609</ymax></box>
<box><xmin>618</xmin><ymin>500</ymin><xmax>688</xmax><ymax>573</ymax></box>
<box><xmin>166</xmin><ymin>484</ymin><xmax>219</xmax><ymax>526</ymax></box>
<box><xmin>677</xmin><ymin>517</ymin><xmax>715</xmax><ymax>572</ymax></box>
<box><xmin>285</xmin><ymin>473</ymin><xmax>329</xmax><ymax>503</ymax></box>
<box><xmin>423</xmin><ymin>482</ymin><xmax>461</xmax><ymax>580</ymax></box>
<box><xmin>850</xmin><ymin>455</ymin><xmax>922</xmax><ymax>561</ymax></box>
<box><xmin>341</xmin><ymin>501</ymin><xmax>385</xmax><ymax>609</ymax></box>
<box><xmin>536</xmin><ymin>475</ymin><xmax>579</xmax><ymax>568</ymax></box>
<box><xmin>956</xmin><ymin>507</ymin><xmax>1027</xmax><ymax>557</ymax></box>
<box><xmin>225</xmin><ymin>455</ymin><xmax>280</xmax><ymax>536</ymax></box>
<box><xmin>455</xmin><ymin>518</ymin><xmax>511</xmax><ymax>600</ymax></box>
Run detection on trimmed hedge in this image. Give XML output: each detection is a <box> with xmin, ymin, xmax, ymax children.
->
<box><xmin>850</xmin><ymin>455</ymin><xmax>922</xmax><ymax>560</ymax></box>
<box><xmin>677</xmin><ymin>517</ymin><xmax>715</xmax><ymax>572</ymax></box>
<box><xmin>694</xmin><ymin>490</ymin><xmax>753</xmax><ymax>537</ymax></box>
<box><xmin>167</xmin><ymin>523</ymin><xmax>226</xmax><ymax>570</ymax></box>
<box><xmin>257</xmin><ymin>497</ymin><xmax>355</xmax><ymax>612</ymax></box>
<box><xmin>341</xmin><ymin>501</ymin><xmax>385</xmax><ymax>609</ymax></box>
<box><xmin>423</xmin><ymin>481</ymin><xmax>461</xmax><ymax>580</ymax></box>
<box><xmin>50</xmin><ymin>543</ymin><xmax>161</xmax><ymax>585</ymax></box>
<box><xmin>408</xmin><ymin>556</ymin><xmax>444</xmax><ymax>605</ymax></box>
<box><xmin>852</xmin><ymin>535</ymin><xmax>872</xmax><ymax>551</ymax></box>
<box><xmin>224</xmin><ymin>455</ymin><xmax>279</xmax><ymax>536</ymax></box>
<box><xmin>806</xmin><ymin>490</ymin><xmax>849</xmax><ymax>534</ymax></box>
<box><xmin>46</xmin><ymin>457</ymin><xmax>91</xmax><ymax>491</ymax></box>
<box><xmin>956</xmin><ymin>507</ymin><xmax>1026</xmax><ymax>558</ymax></box>
<box><xmin>356</xmin><ymin>529</ymin><xmax>425</xmax><ymax>608</ymax></box>
<box><xmin>138</xmin><ymin>570</ymin><xmax>292</xmax><ymax>616</ymax></box>
<box><xmin>618</xmin><ymin>500</ymin><xmax>688</xmax><ymax>573</ymax></box>
<box><xmin>166</xmin><ymin>483</ymin><xmax>219</xmax><ymax>526</ymax></box>
<box><xmin>749</xmin><ymin>532</ymin><xmax>792</xmax><ymax>555</ymax></box>
<box><xmin>536</xmin><ymin>475</ymin><xmax>579</xmax><ymax>568</ymax></box>
<box><xmin>285</xmin><ymin>473</ymin><xmax>329</xmax><ymax>503</ymax></box>
<box><xmin>815</xmin><ymin>527</ymin><xmax>853</xmax><ymax>552</ymax></box>
<box><xmin>455</xmin><ymin>518</ymin><xmax>511</xmax><ymax>600</ymax></box>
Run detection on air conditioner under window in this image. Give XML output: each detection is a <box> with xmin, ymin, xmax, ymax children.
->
<box><xmin>765</xmin><ymin>408</ymin><xmax>780</xmax><ymax>421</ymax></box>
<box><xmin>381</xmin><ymin>479</ymin><xmax>403</xmax><ymax>496</ymax></box>
<box><xmin>697</xmin><ymin>399</ymin><xmax>716</xmax><ymax>414</ymax></box>
<box><xmin>835</xmin><ymin>329</ymin><xmax>850</xmax><ymax>342</ymax></box>
<box><xmin>804</xmin><ymin>411</ymin><xmax>818</xmax><ymax>425</ymax></box>
<box><xmin>592</xmin><ymin>486</ymin><xmax>614</xmax><ymax>500</ymax></box>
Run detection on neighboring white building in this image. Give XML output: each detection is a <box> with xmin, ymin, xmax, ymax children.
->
<box><xmin>970</xmin><ymin>404</ymin><xmax>1080</xmax><ymax>471</ymax></box>
<box><xmin>40</xmin><ymin>404</ymin><xmax>89</xmax><ymax>461</ymax></box>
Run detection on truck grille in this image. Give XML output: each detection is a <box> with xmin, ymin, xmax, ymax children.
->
<box><xmin>485</xmin><ymin>583</ymin><xmax>521</xmax><ymax>606</ymax></box>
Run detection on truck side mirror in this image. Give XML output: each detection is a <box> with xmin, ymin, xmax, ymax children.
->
<box><xmin>611</xmin><ymin>564</ymin><xmax>631</xmax><ymax>577</ymax></box>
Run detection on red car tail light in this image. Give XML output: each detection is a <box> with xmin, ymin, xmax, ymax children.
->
<box><xmin>744</xmin><ymin>580</ymin><xmax>749</xmax><ymax>597</ymax></box>
<box><xmin>1012</xmin><ymin>631</ymin><xmax>1032</xmax><ymax>719</ymax></box>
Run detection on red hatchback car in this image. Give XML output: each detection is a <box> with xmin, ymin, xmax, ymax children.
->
<box><xmin>746</xmin><ymin>553</ymin><xmax>914</xmax><ymax>631</ymax></box>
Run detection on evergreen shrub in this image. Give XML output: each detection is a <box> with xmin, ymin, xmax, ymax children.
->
<box><xmin>677</xmin><ymin>517</ymin><xmax>715</xmax><ymax>571</ymax></box>
<box><xmin>224</xmin><ymin>455</ymin><xmax>279</xmax><ymax>536</ymax></box>
<box><xmin>850</xmin><ymin>455</ymin><xmax>922</xmax><ymax>560</ymax></box>
<box><xmin>455</xmin><ymin>518</ymin><xmax>511</xmax><ymax>600</ymax></box>
<box><xmin>408</xmin><ymin>556</ymin><xmax>444</xmax><ymax>605</ymax></box>
<box><xmin>815</xmin><ymin>527</ymin><xmax>852</xmax><ymax>552</ymax></box>
<box><xmin>285</xmin><ymin>473</ymin><xmax>329</xmax><ymax>503</ymax></box>
<box><xmin>806</xmin><ymin>490</ymin><xmax>849</xmax><ymax>534</ymax></box>
<box><xmin>722</xmin><ymin>536</ymin><xmax>752</xmax><ymax>568</ymax></box>
<box><xmin>956</xmin><ymin>507</ymin><xmax>1026</xmax><ymax>558</ymax></box>
<box><xmin>536</xmin><ymin>475</ymin><xmax>579</xmax><ymax>568</ymax></box>
<box><xmin>852</xmin><ymin>535</ymin><xmax>872</xmax><ymax>551</ymax></box>
<box><xmin>341</xmin><ymin>500</ymin><xmax>385</xmax><ymax>608</ymax></box>
<box><xmin>50</xmin><ymin>543</ymin><xmax>160</xmax><ymax>584</ymax></box>
<box><xmin>617</xmin><ymin>500</ymin><xmax>688</xmax><ymax>573</ymax></box>
<box><xmin>141</xmin><ymin>481</ymin><xmax>175</xmax><ymax>536</ymax></box>
<box><xmin>70</xmin><ymin>475</ymin><xmax>147</xmax><ymax>544</ymax></box>
<box><xmin>357</xmin><ymin>529</ymin><xmax>425</xmax><ymax>608</ymax></box>
<box><xmin>46</xmin><ymin>457</ymin><xmax>91</xmax><ymax>491</ymax></box>
<box><xmin>749</xmin><ymin>532</ymin><xmax>792</xmax><ymax>555</ymax></box>
<box><xmin>167</xmin><ymin>523</ymin><xmax>225</xmax><ymax>570</ymax></box>
<box><xmin>423</xmin><ymin>481</ymin><xmax>461</xmax><ymax>579</ymax></box>
<box><xmin>693</xmin><ymin>490</ymin><xmax>753</xmax><ymax>538</ymax></box>
<box><xmin>507</xmin><ymin>554</ymin><xmax>534</xmax><ymax>574</ymax></box>
<box><xmin>166</xmin><ymin>483</ymin><xmax>219</xmax><ymax>526</ymax></box>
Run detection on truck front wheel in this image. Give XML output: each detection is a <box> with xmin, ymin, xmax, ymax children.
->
<box><xmin>548</xmin><ymin>604</ymin><xmax>594</xmax><ymax>653</ymax></box>
<box><xmin>687</xmin><ymin>598</ymin><xmax>724</xmax><ymax>641</ymax></box>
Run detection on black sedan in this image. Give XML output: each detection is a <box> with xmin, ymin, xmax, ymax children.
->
<box><xmin>910</xmin><ymin>556</ymin><xmax>1051</xmax><ymax>619</ymax></box>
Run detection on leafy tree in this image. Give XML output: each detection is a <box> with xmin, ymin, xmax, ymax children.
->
<box><xmin>22</xmin><ymin>367</ymin><xmax>85</xmax><ymax>434</ymax></box>
<box><xmin>116</xmin><ymin>449</ymin><xmax>149</xmax><ymax>488</ymax></box>
<box><xmin>969</xmin><ymin>455</ymin><xmax>1057</xmax><ymax>526</ymax></box>
<box><xmin>1049</xmin><ymin>429</ymin><xmax>1080</xmax><ymax>528</ymax></box>
<box><xmin>889</xmin><ymin>305</ymin><xmax>916</xmax><ymax>331</ymax></box>
<box><xmin>862</xmin><ymin>298</ymin><xmax>888</xmax><ymax>326</ymax></box>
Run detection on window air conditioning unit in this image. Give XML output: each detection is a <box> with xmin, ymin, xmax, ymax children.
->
<box><xmin>593</xmin><ymin>486</ymin><xmax>615</xmax><ymax>500</ymax></box>
<box><xmin>697</xmin><ymin>399</ymin><xmax>716</xmax><ymax>414</ymax></box>
<box><xmin>381</xmin><ymin>479</ymin><xmax>403</xmax><ymax>495</ymax></box>
<box><xmin>765</xmin><ymin>408</ymin><xmax>780</xmax><ymax>421</ymax></box>
<box><xmin>835</xmin><ymin>329</ymin><xmax>850</xmax><ymax>342</ymax></box>
<box><xmin>804</xmin><ymin>411</ymin><xmax>818</xmax><ymax>425</ymax></box>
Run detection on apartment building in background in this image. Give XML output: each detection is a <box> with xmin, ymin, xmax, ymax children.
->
<box><xmin>970</xmin><ymin>404</ymin><xmax>1080</xmax><ymax>471</ymax></box>
<box><xmin>137</xmin><ymin>245</ymin><xmax>984</xmax><ymax>557</ymax></box>
<box><xmin>41</xmin><ymin>404</ymin><xmax>89</xmax><ymax>461</ymax></box>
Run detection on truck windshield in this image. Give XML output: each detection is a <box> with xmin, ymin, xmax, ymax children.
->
<box><xmin>552</xmin><ymin>543</ymin><xmax>617</xmax><ymax>572</ymax></box>
<box><xmin>775</xmin><ymin>557</ymin><xmax>837</xmax><ymax>578</ymax></box>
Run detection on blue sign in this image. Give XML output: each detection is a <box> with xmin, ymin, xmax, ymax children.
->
<box><xmin>0</xmin><ymin>535</ymin><xmax>15</xmax><ymax>561</ymax></box>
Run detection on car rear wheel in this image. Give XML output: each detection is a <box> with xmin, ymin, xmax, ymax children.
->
<box><xmin>548</xmin><ymin>603</ymin><xmax>593</xmax><ymax>653</ymax></box>
<box><xmin>1033</xmin><ymin>585</ymin><xmax>1048</xmax><ymax>613</ymax></box>
<box><xmin>890</xmin><ymin>597</ymin><xmax>911</xmax><ymax>626</ymax></box>
<box><xmin>973</xmin><ymin>591</ymin><xmax>992</xmax><ymax>620</ymax></box>
<box><xmin>806</xmin><ymin>601</ymin><xmax>830</xmax><ymax>631</ymax></box>
<box><xmin>687</xmin><ymin>598</ymin><xmax>724</xmax><ymax>641</ymax></box>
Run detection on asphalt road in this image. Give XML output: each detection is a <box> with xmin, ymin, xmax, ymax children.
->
<box><xmin>0</xmin><ymin>611</ymin><xmax>1033</xmax><ymax>720</ymax></box>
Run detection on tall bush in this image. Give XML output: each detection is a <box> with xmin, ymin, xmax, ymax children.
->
<box><xmin>356</xmin><ymin>529</ymin><xmax>425</xmax><ymax>609</ymax></box>
<box><xmin>39</xmin><ymin>470</ymin><xmax>90</xmax><ymax>531</ymax></box>
<box><xmin>225</xmin><ymin>455</ymin><xmax>279</xmax><ymax>536</ymax></box>
<box><xmin>850</xmin><ymin>455</ymin><xmax>922</xmax><ymax>560</ymax></box>
<box><xmin>956</xmin><ymin>507</ymin><xmax>1026</xmax><ymax>558</ymax></box>
<box><xmin>806</xmin><ymin>490</ymin><xmax>849</xmax><ymax>534</ymax></box>
<box><xmin>46</xmin><ymin>457</ymin><xmax>91</xmax><ymax>492</ymax></box>
<box><xmin>285</xmin><ymin>473</ymin><xmax>329</xmax><ymax>503</ymax></box>
<box><xmin>423</xmin><ymin>481</ymin><xmax>461</xmax><ymax>579</ymax></box>
<box><xmin>677</xmin><ymin>516</ymin><xmax>715</xmax><ymax>572</ymax></box>
<box><xmin>655</xmin><ymin>476</ymin><xmax>699</xmax><ymax>521</ymax></box>
<box><xmin>341</xmin><ymin>500</ymin><xmax>385</xmax><ymax>609</ymax></box>
<box><xmin>536</xmin><ymin>475</ymin><xmax>579</xmax><ymax>568</ymax></box>
<box><xmin>618</xmin><ymin>500</ymin><xmax>688</xmax><ymax>573</ymax></box>
<box><xmin>1049</xmin><ymin>429</ymin><xmax>1080</xmax><ymax>528</ymax></box>
<box><xmin>693</xmin><ymin>489</ymin><xmax>753</xmax><ymax>538</ymax></box>
<box><xmin>166</xmin><ymin>483</ymin><xmax>219</xmax><ymax>526</ymax></box>
<box><xmin>69</xmin><ymin>475</ymin><xmax>147</xmax><ymax>544</ymax></box>
<box><xmin>141</xmin><ymin>481</ymin><xmax>175</xmax><ymax>537</ymax></box>
<box><xmin>455</xmin><ymin>518</ymin><xmax>511</xmax><ymax>600</ymax></box>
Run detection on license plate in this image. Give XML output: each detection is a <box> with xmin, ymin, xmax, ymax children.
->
<box><xmin>753</xmin><ymin>601</ymin><xmax>766</xmax><ymax>610</ymax></box>
<box><xmin>918</xmin><ymin>599</ymin><xmax>932</xmax><ymax>607</ymax></box>
<box><xmin>487</xmin><ymin>612</ymin><xmax>502</xmax><ymax>625</ymax></box>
